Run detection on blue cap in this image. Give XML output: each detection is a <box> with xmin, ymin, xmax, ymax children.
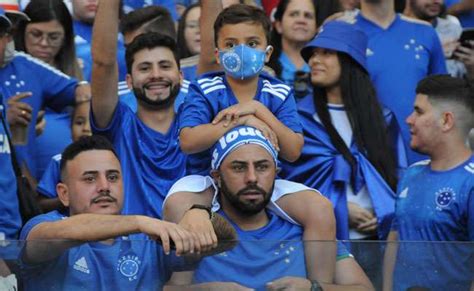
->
<box><xmin>301</xmin><ymin>20</ymin><xmax>368</xmax><ymax>72</ymax></box>
<box><xmin>211</xmin><ymin>126</ymin><xmax>278</xmax><ymax>170</ymax></box>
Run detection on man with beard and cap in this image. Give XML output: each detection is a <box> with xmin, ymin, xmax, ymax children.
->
<box><xmin>165</xmin><ymin>126</ymin><xmax>374</xmax><ymax>290</ymax></box>
<box><xmin>91</xmin><ymin>0</ymin><xmax>188</xmax><ymax>220</ymax></box>
<box><xmin>19</xmin><ymin>135</ymin><xmax>201</xmax><ymax>290</ymax></box>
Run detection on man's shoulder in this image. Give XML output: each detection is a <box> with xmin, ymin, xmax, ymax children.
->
<box><xmin>259</xmin><ymin>74</ymin><xmax>292</xmax><ymax>101</ymax></box>
<box><xmin>12</xmin><ymin>52</ymin><xmax>71</xmax><ymax>79</ymax></box>
<box><xmin>192</xmin><ymin>72</ymin><xmax>226</xmax><ymax>95</ymax></box>
<box><xmin>20</xmin><ymin>211</ymin><xmax>67</xmax><ymax>240</ymax></box>
<box><xmin>400</xmin><ymin>14</ymin><xmax>433</xmax><ymax>27</ymax></box>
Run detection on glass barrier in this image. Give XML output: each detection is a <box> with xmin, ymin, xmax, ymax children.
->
<box><xmin>0</xmin><ymin>239</ymin><xmax>473</xmax><ymax>291</ymax></box>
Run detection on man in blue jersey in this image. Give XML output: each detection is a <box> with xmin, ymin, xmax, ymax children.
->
<box><xmin>383</xmin><ymin>75</ymin><xmax>474</xmax><ymax>290</ymax></box>
<box><xmin>166</xmin><ymin>126</ymin><xmax>373</xmax><ymax>290</ymax></box>
<box><xmin>20</xmin><ymin>135</ymin><xmax>200</xmax><ymax>291</ymax></box>
<box><xmin>117</xmin><ymin>5</ymin><xmax>190</xmax><ymax>113</ymax></box>
<box><xmin>90</xmin><ymin>0</ymin><xmax>189</xmax><ymax>219</ymax></box>
<box><xmin>345</xmin><ymin>0</ymin><xmax>447</xmax><ymax>163</ymax></box>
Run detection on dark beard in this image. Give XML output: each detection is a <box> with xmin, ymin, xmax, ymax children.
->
<box><xmin>410</xmin><ymin>1</ymin><xmax>437</xmax><ymax>21</ymax></box>
<box><xmin>219</xmin><ymin>175</ymin><xmax>273</xmax><ymax>216</ymax></box>
<box><xmin>133</xmin><ymin>83</ymin><xmax>180</xmax><ymax>110</ymax></box>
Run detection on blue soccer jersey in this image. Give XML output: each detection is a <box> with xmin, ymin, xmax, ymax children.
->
<box><xmin>0</xmin><ymin>98</ymin><xmax>21</xmax><ymax>239</ymax></box>
<box><xmin>20</xmin><ymin>211</ymin><xmax>187</xmax><ymax>291</ymax></box>
<box><xmin>74</xmin><ymin>21</ymin><xmax>127</xmax><ymax>82</ymax></box>
<box><xmin>91</xmin><ymin>102</ymin><xmax>186</xmax><ymax>218</ymax></box>
<box><xmin>33</xmin><ymin>109</ymin><xmax>72</xmax><ymax>179</ymax></box>
<box><xmin>37</xmin><ymin>154</ymin><xmax>62</xmax><ymax>199</ymax></box>
<box><xmin>179</xmin><ymin>71</ymin><xmax>302</xmax><ymax>175</ymax></box>
<box><xmin>193</xmin><ymin>209</ymin><xmax>350</xmax><ymax>290</ymax></box>
<box><xmin>0</xmin><ymin>52</ymin><xmax>77</xmax><ymax>175</ymax></box>
<box><xmin>278</xmin><ymin>52</ymin><xmax>310</xmax><ymax>88</ymax></box>
<box><xmin>280</xmin><ymin>94</ymin><xmax>407</xmax><ymax>240</ymax></box>
<box><xmin>122</xmin><ymin>0</ymin><xmax>178</xmax><ymax>20</ymax></box>
<box><xmin>392</xmin><ymin>156</ymin><xmax>474</xmax><ymax>290</ymax></box>
<box><xmin>352</xmin><ymin>13</ymin><xmax>447</xmax><ymax>163</ymax></box>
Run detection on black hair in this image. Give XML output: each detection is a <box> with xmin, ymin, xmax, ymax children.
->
<box><xmin>315</xmin><ymin>0</ymin><xmax>341</xmax><ymax>25</ymax></box>
<box><xmin>177</xmin><ymin>3</ymin><xmax>200</xmax><ymax>59</ymax></box>
<box><xmin>15</xmin><ymin>0</ymin><xmax>82</xmax><ymax>79</ymax></box>
<box><xmin>214</xmin><ymin>4</ymin><xmax>271</xmax><ymax>47</ymax></box>
<box><xmin>120</xmin><ymin>5</ymin><xmax>176</xmax><ymax>41</ymax></box>
<box><xmin>125</xmin><ymin>32</ymin><xmax>180</xmax><ymax>74</ymax></box>
<box><xmin>267</xmin><ymin>0</ymin><xmax>318</xmax><ymax>79</ymax></box>
<box><xmin>416</xmin><ymin>74</ymin><xmax>474</xmax><ymax>133</ymax></box>
<box><xmin>313</xmin><ymin>53</ymin><xmax>398</xmax><ymax>190</ymax></box>
<box><xmin>60</xmin><ymin>135</ymin><xmax>118</xmax><ymax>177</ymax></box>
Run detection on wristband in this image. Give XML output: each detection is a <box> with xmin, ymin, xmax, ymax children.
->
<box><xmin>189</xmin><ymin>204</ymin><xmax>214</xmax><ymax>220</ymax></box>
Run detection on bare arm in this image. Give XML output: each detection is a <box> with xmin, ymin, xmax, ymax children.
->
<box><xmin>91</xmin><ymin>0</ymin><xmax>120</xmax><ymax>128</ymax></box>
<box><xmin>266</xmin><ymin>258</ymin><xmax>374</xmax><ymax>291</ymax></box>
<box><xmin>382</xmin><ymin>231</ymin><xmax>399</xmax><ymax>291</ymax></box>
<box><xmin>276</xmin><ymin>191</ymin><xmax>336</xmax><ymax>282</ymax></box>
<box><xmin>196</xmin><ymin>0</ymin><xmax>223</xmax><ymax>75</ymax></box>
<box><xmin>179</xmin><ymin>120</ymin><xmax>239</xmax><ymax>154</ymax></box>
<box><xmin>165</xmin><ymin>271</ymin><xmax>251</xmax><ymax>290</ymax></box>
<box><xmin>447</xmin><ymin>0</ymin><xmax>474</xmax><ymax>15</ymax></box>
<box><xmin>24</xmin><ymin>214</ymin><xmax>197</xmax><ymax>264</ymax></box>
<box><xmin>212</xmin><ymin>101</ymin><xmax>303</xmax><ymax>161</ymax></box>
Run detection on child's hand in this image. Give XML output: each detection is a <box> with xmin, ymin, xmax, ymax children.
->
<box><xmin>239</xmin><ymin>115</ymin><xmax>279</xmax><ymax>151</ymax></box>
<box><xmin>212</xmin><ymin>101</ymin><xmax>259</xmax><ymax>127</ymax></box>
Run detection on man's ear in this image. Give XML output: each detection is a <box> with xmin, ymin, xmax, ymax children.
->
<box><xmin>126</xmin><ymin>74</ymin><xmax>133</xmax><ymax>90</ymax></box>
<box><xmin>56</xmin><ymin>182</ymin><xmax>70</xmax><ymax>208</ymax></box>
<box><xmin>441</xmin><ymin>111</ymin><xmax>455</xmax><ymax>132</ymax></box>
<box><xmin>210</xmin><ymin>169</ymin><xmax>221</xmax><ymax>186</ymax></box>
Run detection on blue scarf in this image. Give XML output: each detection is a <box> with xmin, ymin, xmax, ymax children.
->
<box><xmin>280</xmin><ymin>94</ymin><xmax>408</xmax><ymax>240</ymax></box>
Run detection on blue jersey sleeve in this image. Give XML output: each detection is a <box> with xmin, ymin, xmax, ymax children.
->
<box><xmin>468</xmin><ymin>188</ymin><xmax>474</xmax><ymax>241</ymax></box>
<box><xmin>19</xmin><ymin>211</ymin><xmax>64</xmax><ymax>240</ymax></box>
<box><xmin>37</xmin><ymin>155</ymin><xmax>61</xmax><ymax>198</ymax></box>
<box><xmin>178</xmin><ymin>82</ymin><xmax>215</xmax><ymax>130</ymax></box>
<box><xmin>90</xmin><ymin>101</ymin><xmax>128</xmax><ymax>143</ymax></box>
<box><xmin>27</xmin><ymin>57</ymin><xmax>77</xmax><ymax>112</ymax></box>
<box><xmin>274</xmin><ymin>90</ymin><xmax>303</xmax><ymax>134</ymax></box>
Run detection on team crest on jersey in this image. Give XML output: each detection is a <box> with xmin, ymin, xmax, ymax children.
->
<box><xmin>221</xmin><ymin>51</ymin><xmax>241</xmax><ymax>73</ymax></box>
<box><xmin>117</xmin><ymin>255</ymin><xmax>141</xmax><ymax>281</ymax></box>
<box><xmin>435</xmin><ymin>187</ymin><xmax>456</xmax><ymax>211</ymax></box>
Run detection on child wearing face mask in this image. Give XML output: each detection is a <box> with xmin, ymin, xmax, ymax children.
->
<box><xmin>165</xmin><ymin>4</ymin><xmax>338</xmax><ymax>285</ymax></box>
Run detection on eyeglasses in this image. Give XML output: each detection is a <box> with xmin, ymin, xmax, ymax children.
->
<box><xmin>25</xmin><ymin>29</ymin><xmax>64</xmax><ymax>47</ymax></box>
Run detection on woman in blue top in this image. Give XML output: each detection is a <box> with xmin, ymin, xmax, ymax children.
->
<box><xmin>280</xmin><ymin>20</ymin><xmax>408</xmax><ymax>288</ymax></box>
<box><xmin>267</xmin><ymin>0</ymin><xmax>317</xmax><ymax>96</ymax></box>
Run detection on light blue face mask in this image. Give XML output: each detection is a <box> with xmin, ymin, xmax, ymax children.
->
<box><xmin>218</xmin><ymin>44</ymin><xmax>270</xmax><ymax>80</ymax></box>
